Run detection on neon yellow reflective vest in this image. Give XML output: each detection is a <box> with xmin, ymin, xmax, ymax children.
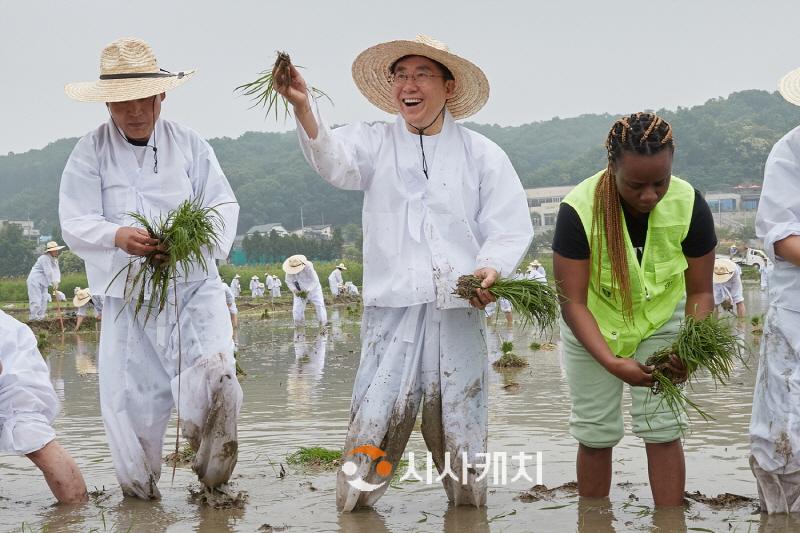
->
<box><xmin>562</xmin><ymin>170</ymin><xmax>694</xmax><ymax>357</ymax></box>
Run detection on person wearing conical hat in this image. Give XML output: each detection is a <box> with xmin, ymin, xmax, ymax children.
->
<box><xmin>230</xmin><ymin>274</ymin><xmax>241</xmax><ymax>298</ymax></box>
<box><xmin>276</xmin><ymin>36</ymin><xmax>532</xmax><ymax>510</ymax></box>
<box><xmin>328</xmin><ymin>263</ymin><xmax>347</xmax><ymax>298</ymax></box>
<box><xmin>0</xmin><ymin>310</ymin><xmax>88</xmax><ymax>503</ymax></box>
<box><xmin>712</xmin><ymin>257</ymin><xmax>745</xmax><ymax>318</ymax></box>
<box><xmin>283</xmin><ymin>254</ymin><xmax>327</xmax><ymax>327</ymax></box>
<box><xmin>59</xmin><ymin>38</ymin><xmax>241</xmax><ymax>499</ymax></box>
<box><xmin>26</xmin><ymin>241</ymin><xmax>65</xmax><ymax>321</ymax></box>
<box><xmin>250</xmin><ymin>275</ymin><xmax>260</xmax><ymax>298</ymax></box>
<box><xmin>749</xmin><ymin>66</ymin><xmax>800</xmax><ymax>514</ymax></box>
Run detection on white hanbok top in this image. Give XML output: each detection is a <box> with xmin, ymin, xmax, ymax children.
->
<box><xmin>27</xmin><ymin>254</ymin><xmax>61</xmax><ymax>288</ymax></box>
<box><xmin>59</xmin><ymin>118</ymin><xmax>239</xmax><ymax>298</ymax></box>
<box><xmin>328</xmin><ymin>269</ymin><xmax>344</xmax><ymax>289</ymax></box>
<box><xmin>285</xmin><ymin>262</ymin><xmax>323</xmax><ymax>296</ymax></box>
<box><xmin>297</xmin><ymin>108</ymin><xmax>533</xmax><ymax>309</ymax></box>
<box><xmin>751</xmin><ymin>124</ymin><xmax>800</xmax><ymax>474</ymax></box>
<box><xmin>230</xmin><ymin>278</ymin><xmax>241</xmax><ymax>298</ymax></box>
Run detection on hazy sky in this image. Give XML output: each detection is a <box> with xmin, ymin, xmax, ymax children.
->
<box><xmin>2</xmin><ymin>0</ymin><xmax>799</xmax><ymax>154</ymax></box>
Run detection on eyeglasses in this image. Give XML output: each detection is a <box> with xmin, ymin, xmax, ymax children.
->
<box><xmin>388</xmin><ymin>72</ymin><xmax>444</xmax><ymax>86</ymax></box>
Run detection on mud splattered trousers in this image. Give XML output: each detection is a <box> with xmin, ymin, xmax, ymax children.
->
<box><xmin>336</xmin><ymin>302</ymin><xmax>488</xmax><ymax>511</ymax></box>
<box><xmin>99</xmin><ymin>279</ymin><xmax>242</xmax><ymax>499</ymax></box>
<box><xmin>750</xmin><ymin>306</ymin><xmax>800</xmax><ymax>513</ymax></box>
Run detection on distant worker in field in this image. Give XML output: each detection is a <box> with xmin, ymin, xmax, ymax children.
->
<box><xmin>268</xmin><ymin>274</ymin><xmax>282</xmax><ymax>298</ymax></box>
<box><xmin>0</xmin><ymin>310</ymin><xmax>88</xmax><ymax>503</ymax></box>
<box><xmin>26</xmin><ymin>241</ymin><xmax>65</xmax><ymax>321</ymax></box>
<box><xmin>328</xmin><ymin>263</ymin><xmax>347</xmax><ymax>298</ymax></box>
<box><xmin>529</xmin><ymin>259</ymin><xmax>546</xmax><ymax>281</ymax></box>
<box><xmin>230</xmin><ymin>274</ymin><xmax>241</xmax><ymax>298</ymax></box>
<box><xmin>749</xmin><ymin>66</ymin><xmax>800</xmax><ymax>514</ymax></box>
<box><xmin>59</xmin><ymin>37</ymin><xmax>241</xmax><ymax>499</ymax></box>
<box><xmin>729</xmin><ymin>243</ymin><xmax>739</xmax><ymax>259</ymax></box>
<box><xmin>343</xmin><ymin>280</ymin><xmax>359</xmax><ymax>296</ymax></box>
<box><xmin>73</xmin><ymin>287</ymin><xmax>102</xmax><ymax>332</ymax></box>
<box><xmin>283</xmin><ymin>255</ymin><xmax>327</xmax><ymax>327</ymax></box>
<box><xmin>250</xmin><ymin>275</ymin><xmax>260</xmax><ymax>298</ymax></box>
<box><xmin>276</xmin><ymin>35</ymin><xmax>532</xmax><ymax>510</ymax></box>
<box><xmin>712</xmin><ymin>257</ymin><xmax>746</xmax><ymax>318</ymax></box>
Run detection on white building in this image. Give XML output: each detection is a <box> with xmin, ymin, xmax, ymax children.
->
<box><xmin>525</xmin><ymin>185</ymin><xmax>575</xmax><ymax>229</ymax></box>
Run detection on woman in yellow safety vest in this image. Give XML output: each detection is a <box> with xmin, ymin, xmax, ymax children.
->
<box><xmin>552</xmin><ymin>112</ymin><xmax>716</xmax><ymax>506</ymax></box>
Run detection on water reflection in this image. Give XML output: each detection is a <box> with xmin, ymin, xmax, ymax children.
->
<box><xmin>3</xmin><ymin>286</ymin><xmax>795</xmax><ymax>532</ymax></box>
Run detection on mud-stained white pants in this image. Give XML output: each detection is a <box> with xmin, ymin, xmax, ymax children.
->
<box><xmin>27</xmin><ymin>281</ymin><xmax>48</xmax><ymax>321</ymax></box>
<box><xmin>336</xmin><ymin>302</ymin><xmax>488</xmax><ymax>511</ymax></box>
<box><xmin>99</xmin><ymin>279</ymin><xmax>242</xmax><ymax>500</ymax></box>
<box><xmin>292</xmin><ymin>289</ymin><xmax>327</xmax><ymax>326</ymax></box>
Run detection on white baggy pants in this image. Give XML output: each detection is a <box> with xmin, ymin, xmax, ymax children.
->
<box><xmin>27</xmin><ymin>281</ymin><xmax>48</xmax><ymax>321</ymax></box>
<box><xmin>99</xmin><ymin>279</ymin><xmax>242</xmax><ymax>499</ymax></box>
<box><xmin>292</xmin><ymin>289</ymin><xmax>327</xmax><ymax>326</ymax></box>
<box><xmin>336</xmin><ymin>302</ymin><xmax>488</xmax><ymax>511</ymax></box>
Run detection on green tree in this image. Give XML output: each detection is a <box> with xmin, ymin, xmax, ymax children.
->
<box><xmin>0</xmin><ymin>224</ymin><xmax>36</xmax><ymax>276</ymax></box>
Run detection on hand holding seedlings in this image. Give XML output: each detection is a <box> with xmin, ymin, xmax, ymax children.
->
<box><xmin>114</xmin><ymin>227</ymin><xmax>161</xmax><ymax>257</ymax></box>
<box><xmin>469</xmin><ymin>267</ymin><xmax>499</xmax><ymax>309</ymax></box>
<box><xmin>273</xmin><ymin>61</ymin><xmax>310</xmax><ymax>112</ymax></box>
<box><xmin>607</xmin><ymin>357</ymin><xmax>654</xmax><ymax>387</ymax></box>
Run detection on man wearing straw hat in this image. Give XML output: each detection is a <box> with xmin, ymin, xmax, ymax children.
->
<box><xmin>712</xmin><ymin>257</ymin><xmax>745</xmax><ymax>318</ymax></box>
<box><xmin>250</xmin><ymin>275</ymin><xmax>260</xmax><ymax>298</ymax></box>
<box><xmin>276</xmin><ymin>36</ymin><xmax>532</xmax><ymax>510</ymax></box>
<box><xmin>749</xmin><ymin>64</ymin><xmax>800</xmax><ymax>513</ymax></box>
<box><xmin>328</xmin><ymin>263</ymin><xmax>347</xmax><ymax>298</ymax></box>
<box><xmin>26</xmin><ymin>241</ymin><xmax>65</xmax><ymax>321</ymax></box>
<box><xmin>230</xmin><ymin>274</ymin><xmax>242</xmax><ymax>298</ymax></box>
<box><xmin>59</xmin><ymin>38</ymin><xmax>241</xmax><ymax>500</ymax></box>
<box><xmin>283</xmin><ymin>254</ymin><xmax>327</xmax><ymax>327</ymax></box>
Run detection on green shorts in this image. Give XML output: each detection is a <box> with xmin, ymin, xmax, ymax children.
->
<box><xmin>561</xmin><ymin>309</ymin><xmax>688</xmax><ymax>448</ymax></box>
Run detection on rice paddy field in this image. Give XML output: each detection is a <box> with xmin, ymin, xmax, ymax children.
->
<box><xmin>1</xmin><ymin>283</ymin><xmax>794</xmax><ymax>532</ymax></box>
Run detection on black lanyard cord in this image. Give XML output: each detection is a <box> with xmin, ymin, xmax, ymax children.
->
<box><xmin>408</xmin><ymin>105</ymin><xmax>446</xmax><ymax>180</ymax></box>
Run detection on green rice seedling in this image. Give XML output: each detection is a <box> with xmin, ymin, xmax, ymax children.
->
<box><xmin>110</xmin><ymin>198</ymin><xmax>225</xmax><ymax>323</ymax></box>
<box><xmin>454</xmin><ymin>275</ymin><xmax>559</xmax><ymax>331</ymax></box>
<box><xmin>501</xmin><ymin>340</ymin><xmax>514</xmax><ymax>354</ymax></box>
<box><xmin>235</xmin><ymin>51</ymin><xmax>332</xmax><ymax>121</ymax></box>
<box><xmin>286</xmin><ymin>446</ymin><xmax>342</xmax><ymax>469</ymax></box>
<box><xmin>646</xmin><ymin>314</ymin><xmax>747</xmax><ymax>421</ymax></box>
<box><xmin>297</xmin><ymin>290</ymin><xmax>309</xmax><ymax>299</ymax></box>
<box><xmin>529</xmin><ymin>341</ymin><xmax>542</xmax><ymax>350</ymax></box>
<box><xmin>494</xmin><ymin>340</ymin><xmax>528</xmax><ymax>368</ymax></box>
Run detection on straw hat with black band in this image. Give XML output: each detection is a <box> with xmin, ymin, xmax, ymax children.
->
<box><xmin>74</xmin><ymin>288</ymin><xmax>92</xmax><ymax>308</ymax></box>
<box><xmin>283</xmin><ymin>255</ymin><xmax>308</xmax><ymax>275</ymax></box>
<box><xmin>351</xmin><ymin>35</ymin><xmax>489</xmax><ymax>120</ymax></box>
<box><xmin>65</xmin><ymin>38</ymin><xmax>194</xmax><ymax>103</ymax></box>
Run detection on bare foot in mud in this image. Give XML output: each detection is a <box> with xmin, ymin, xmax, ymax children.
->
<box><xmin>188</xmin><ymin>483</ymin><xmax>248</xmax><ymax>509</ymax></box>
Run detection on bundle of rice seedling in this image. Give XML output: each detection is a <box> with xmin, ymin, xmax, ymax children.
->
<box><xmin>111</xmin><ymin>198</ymin><xmax>225</xmax><ymax>323</ymax></box>
<box><xmin>297</xmin><ymin>290</ymin><xmax>308</xmax><ymax>299</ymax></box>
<box><xmin>493</xmin><ymin>341</ymin><xmax>528</xmax><ymax>368</ymax></box>
<box><xmin>235</xmin><ymin>51</ymin><xmax>332</xmax><ymax>121</ymax></box>
<box><xmin>646</xmin><ymin>314</ymin><xmax>747</xmax><ymax>421</ymax></box>
<box><xmin>454</xmin><ymin>275</ymin><xmax>559</xmax><ymax>331</ymax></box>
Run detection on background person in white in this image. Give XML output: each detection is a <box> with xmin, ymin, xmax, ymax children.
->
<box><xmin>26</xmin><ymin>241</ymin><xmax>64</xmax><ymax>320</ymax></box>
<box><xmin>276</xmin><ymin>35</ymin><xmax>532</xmax><ymax>511</ymax></box>
<box><xmin>283</xmin><ymin>255</ymin><xmax>328</xmax><ymax>327</ymax></box>
<box><xmin>712</xmin><ymin>257</ymin><xmax>746</xmax><ymax>318</ymax></box>
<box><xmin>59</xmin><ymin>38</ymin><xmax>241</xmax><ymax>500</ymax></box>
<box><xmin>328</xmin><ymin>263</ymin><xmax>346</xmax><ymax>297</ymax></box>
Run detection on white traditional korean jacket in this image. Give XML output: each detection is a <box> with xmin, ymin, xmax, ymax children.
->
<box><xmin>285</xmin><ymin>261</ymin><xmax>323</xmax><ymax>296</ymax></box>
<box><xmin>27</xmin><ymin>254</ymin><xmax>60</xmax><ymax>289</ymax></box>
<box><xmin>297</xmin><ymin>108</ymin><xmax>532</xmax><ymax>309</ymax></box>
<box><xmin>59</xmin><ymin>118</ymin><xmax>238</xmax><ymax>298</ymax></box>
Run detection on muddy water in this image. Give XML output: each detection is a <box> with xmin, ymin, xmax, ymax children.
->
<box><xmin>2</xmin><ymin>287</ymin><xmax>797</xmax><ymax>532</ymax></box>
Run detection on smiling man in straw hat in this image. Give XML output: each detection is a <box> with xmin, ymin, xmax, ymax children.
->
<box><xmin>283</xmin><ymin>254</ymin><xmax>327</xmax><ymax>327</ymax></box>
<box><xmin>747</xmin><ymin>64</ymin><xmax>800</xmax><ymax>514</ymax></box>
<box><xmin>276</xmin><ymin>35</ymin><xmax>532</xmax><ymax>510</ymax></box>
<box><xmin>26</xmin><ymin>240</ymin><xmax>65</xmax><ymax>321</ymax></box>
<box><xmin>58</xmin><ymin>37</ymin><xmax>241</xmax><ymax>500</ymax></box>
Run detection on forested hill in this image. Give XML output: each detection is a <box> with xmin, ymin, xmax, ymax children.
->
<box><xmin>2</xmin><ymin>89</ymin><xmax>799</xmax><ymax>235</ymax></box>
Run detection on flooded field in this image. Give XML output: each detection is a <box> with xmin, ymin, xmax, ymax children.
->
<box><xmin>1</xmin><ymin>285</ymin><xmax>796</xmax><ymax>532</ymax></box>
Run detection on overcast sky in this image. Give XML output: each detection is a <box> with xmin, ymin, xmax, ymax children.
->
<box><xmin>2</xmin><ymin>0</ymin><xmax>799</xmax><ymax>154</ymax></box>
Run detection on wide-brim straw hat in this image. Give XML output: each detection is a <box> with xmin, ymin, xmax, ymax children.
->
<box><xmin>336</xmin><ymin>263</ymin><xmax>347</xmax><ymax>270</ymax></box>
<box><xmin>283</xmin><ymin>254</ymin><xmax>308</xmax><ymax>275</ymax></box>
<box><xmin>73</xmin><ymin>288</ymin><xmax>92</xmax><ymax>308</ymax></box>
<box><xmin>779</xmin><ymin>67</ymin><xmax>800</xmax><ymax>106</ymax></box>
<box><xmin>251</xmin><ymin>275</ymin><xmax>258</xmax><ymax>280</ymax></box>
<box><xmin>65</xmin><ymin>37</ymin><xmax>195</xmax><ymax>103</ymax></box>
<box><xmin>713</xmin><ymin>258</ymin><xmax>737</xmax><ymax>284</ymax></box>
<box><xmin>258</xmin><ymin>282</ymin><xmax>265</xmax><ymax>289</ymax></box>
<box><xmin>530</xmin><ymin>260</ymin><xmax>542</xmax><ymax>267</ymax></box>
<box><xmin>44</xmin><ymin>240</ymin><xmax>66</xmax><ymax>252</ymax></box>
<box><xmin>234</xmin><ymin>274</ymin><xmax>241</xmax><ymax>279</ymax></box>
<box><xmin>351</xmin><ymin>35</ymin><xmax>489</xmax><ymax>120</ymax></box>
